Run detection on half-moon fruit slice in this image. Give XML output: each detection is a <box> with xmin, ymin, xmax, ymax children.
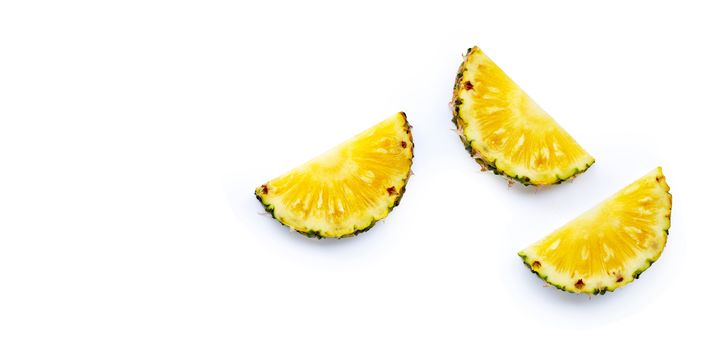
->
<box><xmin>519</xmin><ymin>167</ymin><xmax>672</xmax><ymax>294</ymax></box>
<box><xmin>451</xmin><ymin>46</ymin><xmax>594</xmax><ymax>185</ymax></box>
<box><xmin>255</xmin><ymin>112</ymin><xmax>413</xmax><ymax>238</ymax></box>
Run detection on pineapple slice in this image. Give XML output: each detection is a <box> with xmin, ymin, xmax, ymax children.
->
<box><xmin>519</xmin><ymin>168</ymin><xmax>672</xmax><ymax>294</ymax></box>
<box><xmin>451</xmin><ymin>46</ymin><xmax>594</xmax><ymax>185</ymax></box>
<box><xmin>255</xmin><ymin>112</ymin><xmax>413</xmax><ymax>238</ymax></box>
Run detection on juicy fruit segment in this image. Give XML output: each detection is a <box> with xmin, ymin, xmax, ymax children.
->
<box><xmin>519</xmin><ymin>168</ymin><xmax>672</xmax><ymax>294</ymax></box>
<box><xmin>255</xmin><ymin>112</ymin><xmax>413</xmax><ymax>238</ymax></box>
<box><xmin>451</xmin><ymin>46</ymin><xmax>594</xmax><ymax>185</ymax></box>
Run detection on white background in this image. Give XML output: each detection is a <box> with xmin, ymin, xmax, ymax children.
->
<box><xmin>1</xmin><ymin>1</ymin><xmax>702</xmax><ymax>349</ymax></box>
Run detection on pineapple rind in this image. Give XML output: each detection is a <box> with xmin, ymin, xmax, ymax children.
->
<box><xmin>451</xmin><ymin>46</ymin><xmax>594</xmax><ymax>186</ymax></box>
<box><xmin>255</xmin><ymin>113</ymin><xmax>414</xmax><ymax>239</ymax></box>
<box><xmin>518</xmin><ymin>168</ymin><xmax>671</xmax><ymax>294</ymax></box>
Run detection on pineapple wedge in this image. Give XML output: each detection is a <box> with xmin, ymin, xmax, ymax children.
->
<box><xmin>451</xmin><ymin>46</ymin><xmax>594</xmax><ymax>185</ymax></box>
<box><xmin>255</xmin><ymin>112</ymin><xmax>413</xmax><ymax>238</ymax></box>
<box><xmin>519</xmin><ymin>168</ymin><xmax>672</xmax><ymax>294</ymax></box>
